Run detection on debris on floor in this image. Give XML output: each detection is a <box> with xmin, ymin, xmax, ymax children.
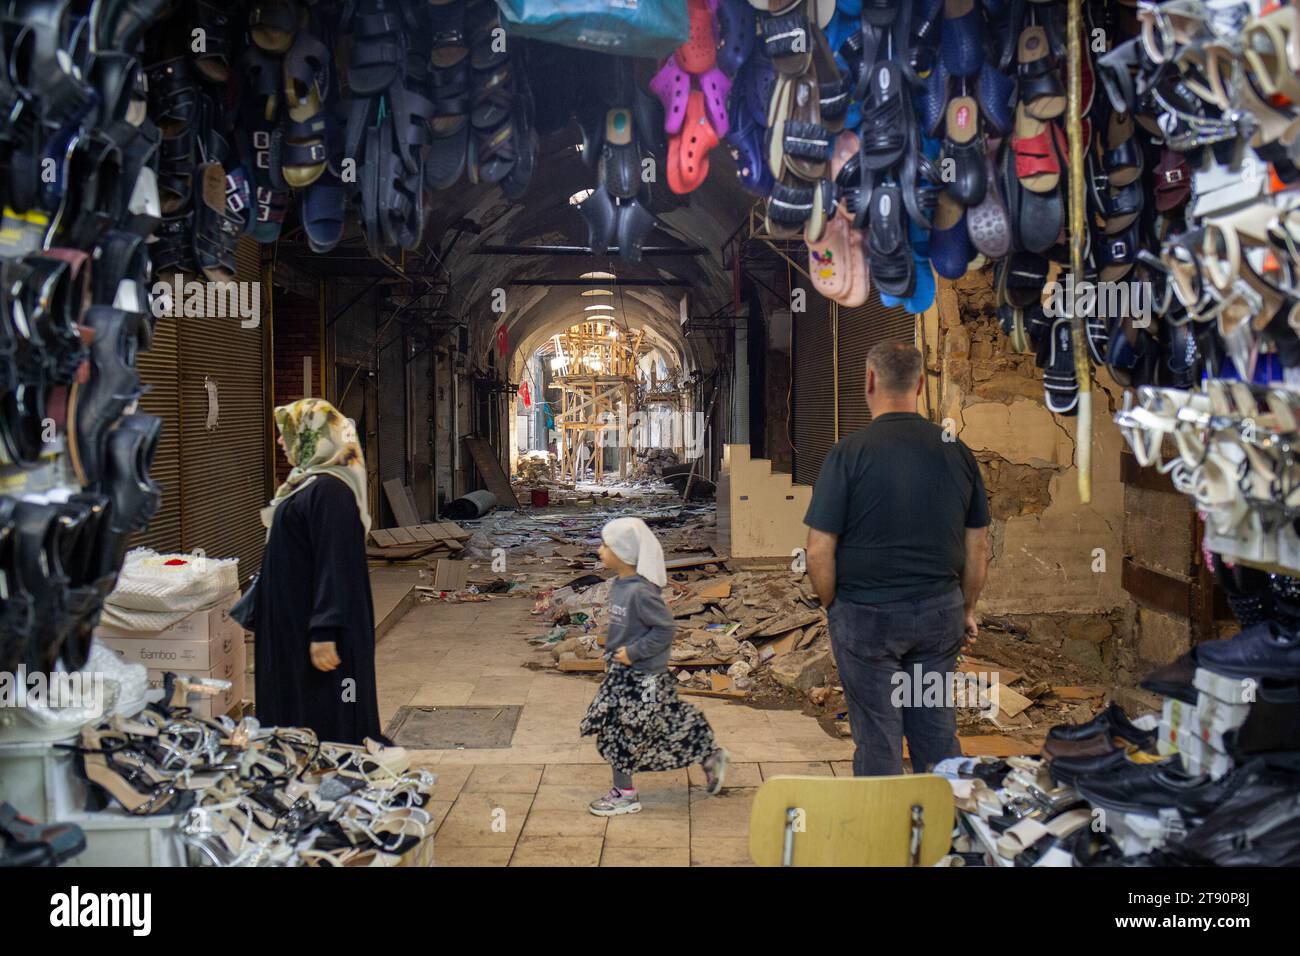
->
<box><xmin>392</xmin><ymin>482</ymin><xmax>1112</xmax><ymax>745</ymax></box>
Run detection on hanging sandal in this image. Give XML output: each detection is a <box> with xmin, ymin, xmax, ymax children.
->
<box><xmin>428</xmin><ymin>0</ymin><xmax>468</xmax><ymax>69</ymax></box>
<box><xmin>765</xmin><ymin>174</ymin><xmax>816</xmax><ymax>237</ymax></box>
<box><xmin>943</xmin><ymin>91</ymin><xmax>986</xmax><ymax>206</ymax></box>
<box><xmin>1017</xmin><ymin>24</ymin><xmax>1066</xmax><ymax>120</ymax></box>
<box><xmin>860</xmin><ymin>61</ymin><xmax>912</xmax><ymax>172</ymax></box>
<box><xmin>763</xmin><ymin>5</ymin><xmax>813</xmax><ymax>77</ymax></box>
<box><xmin>344</xmin><ymin>0</ymin><xmax>406</xmax><ymax>95</ymax></box>
<box><xmin>869</xmin><ymin>184</ymin><xmax>916</xmax><ymax>298</ymax></box>
<box><xmin>426</xmin><ymin>60</ymin><xmax>471</xmax><ymax>190</ymax></box>
<box><xmin>1043</xmin><ymin>317</ymin><xmax>1079</xmax><ymax>415</ymax></box>
<box><xmin>279</xmin><ymin>26</ymin><xmax>331</xmax><ymax>189</ymax></box>
<box><xmin>967</xmin><ymin>145</ymin><xmax>1010</xmax><ymax>257</ymax></box>
<box><xmin>192</xmin><ymin>0</ymin><xmax>234</xmax><ymax>82</ymax></box>
<box><xmin>668</xmin><ymin>92</ymin><xmax>721</xmax><ymax>194</ymax></box>
<box><xmin>249</xmin><ymin>0</ymin><xmax>298</xmax><ymax>55</ymax></box>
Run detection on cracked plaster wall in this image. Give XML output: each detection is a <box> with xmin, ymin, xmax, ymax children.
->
<box><xmin>936</xmin><ymin>276</ymin><xmax>1128</xmax><ymax>621</ymax></box>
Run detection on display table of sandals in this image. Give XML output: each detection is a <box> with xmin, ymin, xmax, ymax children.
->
<box><xmin>0</xmin><ymin>673</ymin><xmax>436</xmax><ymax>868</ymax></box>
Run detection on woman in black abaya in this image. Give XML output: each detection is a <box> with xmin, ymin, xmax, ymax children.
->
<box><xmin>254</xmin><ymin>398</ymin><xmax>382</xmax><ymax>744</ymax></box>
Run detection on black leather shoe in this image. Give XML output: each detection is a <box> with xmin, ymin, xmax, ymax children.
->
<box><xmin>1198</xmin><ymin>621</ymin><xmax>1300</xmax><ymax>680</ymax></box>
<box><xmin>93</xmin><ymin>413</ymin><xmax>163</xmax><ymax>580</ymax></box>
<box><xmin>68</xmin><ymin>306</ymin><xmax>144</xmax><ymax>487</ymax></box>
<box><xmin>1075</xmin><ymin>762</ymin><xmax>1216</xmax><ymax>817</ymax></box>
<box><xmin>0</xmin><ymin>498</ymin><xmax>33</xmax><ymax>674</ymax></box>
<box><xmin>1047</xmin><ymin>702</ymin><xmax>1157</xmax><ymax>749</ymax></box>
<box><xmin>1047</xmin><ymin>747</ymin><xmax>1129</xmax><ymax>787</ymax></box>
<box><xmin>11</xmin><ymin>501</ymin><xmax>73</xmax><ymax>673</ymax></box>
<box><xmin>1140</xmin><ymin>650</ymin><xmax>1198</xmax><ymax>705</ymax></box>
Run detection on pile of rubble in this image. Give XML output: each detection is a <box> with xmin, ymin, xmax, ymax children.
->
<box><xmin>515</xmin><ymin>452</ymin><xmax>557</xmax><ymax>484</ymax></box>
<box><xmin>630</xmin><ymin>447</ymin><xmax>680</xmax><ymax>480</ymax></box>
<box><xmin>528</xmin><ymin>568</ymin><xmax>835</xmax><ymax>702</ymax></box>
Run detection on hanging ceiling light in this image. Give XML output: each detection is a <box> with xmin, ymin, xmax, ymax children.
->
<box><xmin>579</xmin><ymin>288</ymin><xmax>613</xmax><ymax>296</ymax></box>
<box><xmin>579</xmin><ymin>271</ymin><xmax>616</xmax><ymax>281</ymax></box>
<box><xmin>584</xmin><ymin>304</ymin><xmax>614</xmax><ymax>312</ymax></box>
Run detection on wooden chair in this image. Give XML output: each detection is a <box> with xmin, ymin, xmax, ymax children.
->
<box><xmin>748</xmin><ymin>774</ymin><xmax>955</xmax><ymax>866</ymax></box>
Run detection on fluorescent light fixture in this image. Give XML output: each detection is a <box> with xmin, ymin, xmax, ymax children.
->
<box><xmin>579</xmin><ymin>271</ymin><xmax>616</xmax><ymax>280</ymax></box>
<box><xmin>579</xmin><ymin>288</ymin><xmax>613</xmax><ymax>297</ymax></box>
<box><xmin>584</xmin><ymin>304</ymin><xmax>614</xmax><ymax>312</ymax></box>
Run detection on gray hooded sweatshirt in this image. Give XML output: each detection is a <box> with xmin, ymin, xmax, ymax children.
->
<box><xmin>604</xmin><ymin>574</ymin><xmax>676</xmax><ymax>673</ymax></box>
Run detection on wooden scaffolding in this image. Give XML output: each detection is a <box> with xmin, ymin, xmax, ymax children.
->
<box><xmin>548</xmin><ymin>321</ymin><xmax>645</xmax><ymax>483</ymax></box>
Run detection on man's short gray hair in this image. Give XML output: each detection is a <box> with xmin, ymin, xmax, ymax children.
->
<box><xmin>866</xmin><ymin>342</ymin><xmax>923</xmax><ymax>394</ymax></box>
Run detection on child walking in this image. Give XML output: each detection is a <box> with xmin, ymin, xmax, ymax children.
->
<box><xmin>580</xmin><ymin>517</ymin><xmax>728</xmax><ymax>816</ymax></box>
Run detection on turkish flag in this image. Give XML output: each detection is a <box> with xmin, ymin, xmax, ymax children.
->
<box><xmin>520</xmin><ymin>381</ymin><xmax>531</xmax><ymax>408</ymax></box>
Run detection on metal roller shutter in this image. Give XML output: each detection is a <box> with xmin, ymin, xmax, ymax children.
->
<box><xmin>792</xmin><ymin>281</ymin><xmax>834</xmax><ymax>486</ymax></box>
<box><xmin>377</xmin><ymin>329</ymin><xmax>407</xmax><ymax>526</ymax></box>
<box><xmin>132</xmin><ymin>313</ymin><xmax>181</xmax><ymax>553</ymax></box>
<box><xmin>837</xmin><ymin>301</ymin><xmax>916</xmax><ymax>437</ymax></box>
<box><xmin>178</xmin><ymin>238</ymin><xmax>270</xmax><ymax>583</ymax></box>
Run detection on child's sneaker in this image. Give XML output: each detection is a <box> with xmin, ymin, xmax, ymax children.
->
<box><xmin>589</xmin><ymin>788</ymin><xmax>642</xmax><ymax>816</ymax></box>
<box><xmin>702</xmin><ymin>748</ymin><xmax>729</xmax><ymax>795</ymax></box>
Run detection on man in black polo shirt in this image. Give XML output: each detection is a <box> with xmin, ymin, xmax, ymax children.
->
<box><xmin>805</xmin><ymin>342</ymin><xmax>990</xmax><ymax>776</ymax></box>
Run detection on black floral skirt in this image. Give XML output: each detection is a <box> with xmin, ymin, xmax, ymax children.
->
<box><xmin>580</xmin><ymin>662</ymin><xmax>718</xmax><ymax>775</ymax></box>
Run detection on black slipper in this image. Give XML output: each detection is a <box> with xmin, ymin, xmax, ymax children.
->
<box><xmin>1043</xmin><ymin>317</ymin><xmax>1079</xmax><ymax>415</ymax></box>
<box><xmin>616</xmin><ymin>196</ymin><xmax>659</xmax><ymax>264</ymax></box>
<box><xmin>578</xmin><ymin>187</ymin><xmax>618</xmax><ymax>255</ymax></box>
<box><xmin>868</xmin><ymin>185</ymin><xmax>915</xmax><ymax>298</ymax></box>
<box><xmin>861</xmin><ymin>61</ymin><xmax>912</xmax><ymax>172</ymax></box>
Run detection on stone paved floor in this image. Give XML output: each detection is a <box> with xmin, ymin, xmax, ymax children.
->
<box><xmin>373</xmin><ymin>596</ymin><xmax>855</xmax><ymax>866</ymax></box>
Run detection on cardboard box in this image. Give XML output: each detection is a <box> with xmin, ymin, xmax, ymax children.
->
<box><xmin>99</xmin><ymin>626</ymin><xmax>243</xmax><ymax>671</ymax></box>
<box><xmin>1193</xmin><ymin>667</ymin><xmax>1255</xmax><ymax>705</ymax></box>
<box><xmin>94</xmin><ymin>591</ymin><xmax>244</xmax><ymax>642</ymax></box>
<box><xmin>1192</xmin><ymin>692</ymin><xmax>1251</xmax><ymax>747</ymax></box>
<box><xmin>146</xmin><ymin>637</ymin><xmax>245</xmax><ymax>690</ymax></box>
<box><xmin>431</xmin><ymin>559</ymin><xmax>468</xmax><ymax>591</ymax></box>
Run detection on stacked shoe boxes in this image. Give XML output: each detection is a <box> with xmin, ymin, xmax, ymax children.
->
<box><xmin>93</xmin><ymin>591</ymin><xmax>248</xmax><ymax>718</ymax></box>
<box><xmin>1157</xmin><ymin>670</ymin><xmax>1251</xmax><ymax>780</ymax></box>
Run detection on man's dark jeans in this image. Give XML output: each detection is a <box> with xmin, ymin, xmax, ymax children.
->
<box><xmin>827</xmin><ymin>588</ymin><xmax>966</xmax><ymax>776</ymax></box>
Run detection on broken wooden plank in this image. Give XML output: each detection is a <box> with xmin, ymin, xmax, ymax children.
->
<box><xmin>463</xmin><ymin>436</ymin><xmax>520</xmax><ymax>507</ymax></box>
<box><xmin>960</xmin><ymin>658</ymin><xmax>1024</xmax><ymax>687</ymax></box>
<box><xmin>992</xmin><ymin>683</ymin><xmax>1034</xmax><ymax>719</ymax></box>
<box><xmin>696</xmin><ymin>580</ymin><xmax>733</xmax><ymax>601</ymax></box>
<box><xmin>679</xmin><ymin>686</ymin><xmax>748</xmax><ymax>700</ymax></box>
<box><xmin>664</xmin><ymin>554</ymin><xmax>726</xmax><ymax>570</ymax></box>
<box><xmin>955</xmin><ymin>735</ymin><xmax>1041</xmax><ymax>757</ymax></box>
<box><xmin>755</xmin><ymin>609</ymin><xmax>822</xmax><ymax>638</ymax></box>
<box><xmin>383</xmin><ymin>479</ymin><xmax>422</xmax><ymax>527</ymax></box>
<box><xmin>1050</xmin><ymin>685</ymin><xmax>1106</xmax><ymax>700</ymax></box>
<box><xmin>557</xmin><ymin>659</ymin><xmax>607</xmax><ymax>672</ymax></box>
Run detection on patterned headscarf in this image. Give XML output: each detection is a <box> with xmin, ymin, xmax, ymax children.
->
<box><xmin>263</xmin><ymin>398</ymin><xmax>371</xmax><ymax>535</ymax></box>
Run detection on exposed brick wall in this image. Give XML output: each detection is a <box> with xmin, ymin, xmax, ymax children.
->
<box><xmin>271</xmin><ymin>290</ymin><xmax>323</xmax><ymax>485</ymax></box>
